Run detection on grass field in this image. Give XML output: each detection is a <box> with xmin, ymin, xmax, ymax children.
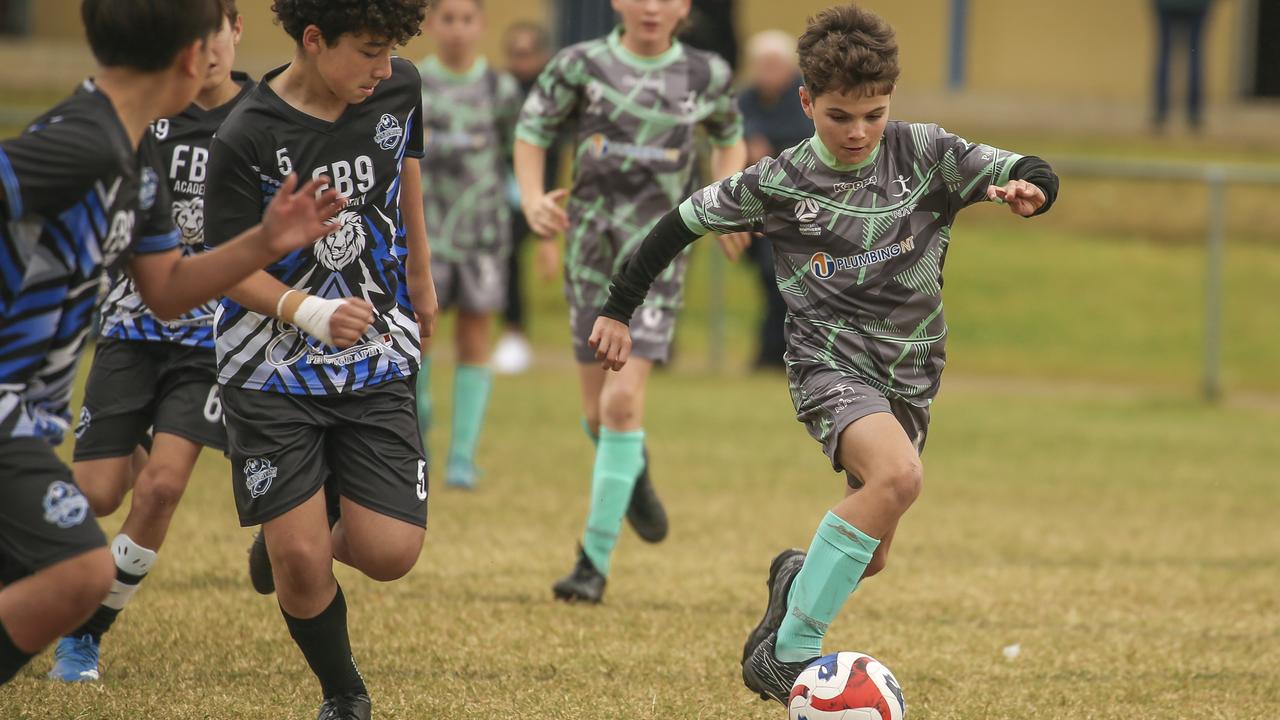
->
<box><xmin>5</xmin><ymin>358</ymin><xmax>1279</xmax><ymax>719</ymax></box>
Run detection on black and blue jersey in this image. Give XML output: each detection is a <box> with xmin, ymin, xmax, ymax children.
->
<box><xmin>98</xmin><ymin>73</ymin><xmax>255</xmax><ymax>349</ymax></box>
<box><xmin>0</xmin><ymin>80</ymin><xmax>179</xmax><ymax>444</ymax></box>
<box><xmin>205</xmin><ymin>58</ymin><xmax>424</xmax><ymax>396</ymax></box>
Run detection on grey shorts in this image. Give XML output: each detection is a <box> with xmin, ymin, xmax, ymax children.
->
<box><xmin>787</xmin><ymin>360</ymin><xmax>931</xmax><ymax>475</ymax></box>
<box><xmin>570</xmin><ymin>302</ymin><xmax>677</xmax><ymax>364</ymax></box>
<box><xmin>432</xmin><ymin>251</ymin><xmax>507</xmax><ymax>314</ymax></box>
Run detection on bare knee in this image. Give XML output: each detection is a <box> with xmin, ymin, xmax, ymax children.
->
<box><xmin>267</xmin><ymin>536</ymin><xmax>333</xmax><ymax>594</ymax></box>
<box><xmin>350</xmin><ymin>536</ymin><xmax>423</xmax><ymax>582</ymax></box>
<box><xmin>133</xmin><ymin>462</ymin><xmax>190</xmax><ymax>514</ymax></box>
<box><xmin>870</xmin><ymin>460</ymin><xmax>923</xmax><ymax>513</ymax></box>
<box><xmin>599</xmin><ymin>384</ymin><xmax>641</xmax><ymax>429</ymax></box>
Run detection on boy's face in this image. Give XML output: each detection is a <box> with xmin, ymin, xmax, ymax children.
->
<box><xmin>505</xmin><ymin>29</ymin><xmax>548</xmax><ymax>82</ymax></box>
<box><xmin>801</xmin><ymin>86</ymin><xmax>892</xmax><ymax>167</ymax></box>
<box><xmin>159</xmin><ymin>39</ymin><xmax>214</xmax><ymax>117</ymax></box>
<box><xmin>427</xmin><ymin>0</ymin><xmax>484</xmax><ymax>58</ymax></box>
<box><xmin>611</xmin><ymin>0</ymin><xmax>691</xmax><ymax>47</ymax></box>
<box><xmin>308</xmin><ymin>30</ymin><xmax>395</xmax><ymax>105</ymax></box>
<box><xmin>202</xmin><ymin>15</ymin><xmax>243</xmax><ymax>93</ymax></box>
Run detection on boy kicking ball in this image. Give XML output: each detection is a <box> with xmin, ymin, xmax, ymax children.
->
<box><xmin>586</xmin><ymin>2</ymin><xmax>1059</xmax><ymax>703</ymax></box>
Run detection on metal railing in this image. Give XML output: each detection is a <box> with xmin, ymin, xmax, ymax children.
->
<box><xmin>1048</xmin><ymin>157</ymin><xmax>1280</xmax><ymax>401</ymax></box>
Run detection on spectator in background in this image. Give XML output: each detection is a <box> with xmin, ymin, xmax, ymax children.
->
<box><xmin>738</xmin><ymin>30</ymin><xmax>812</xmax><ymax>369</ymax></box>
<box><xmin>494</xmin><ymin>21</ymin><xmax>557</xmax><ymax>374</ymax></box>
<box><xmin>680</xmin><ymin>0</ymin><xmax>738</xmax><ymax>70</ymax></box>
<box><xmin>1153</xmin><ymin>0</ymin><xmax>1213</xmax><ymax>131</ymax></box>
<box><xmin>554</xmin><ymin>0</ymin><xmax>615</xmax><ymax>48</ymax></box>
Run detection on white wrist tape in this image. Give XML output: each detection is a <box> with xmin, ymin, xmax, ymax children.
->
<box><xmin>292</xmin><ymin>295</ymin><xmax>347</xmax><ymax>346</ymax></box>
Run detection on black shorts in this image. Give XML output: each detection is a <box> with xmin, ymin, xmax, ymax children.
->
<box><xmin>73</xmin><ymin>339</ymin><xmax>227</xmax><ymax>461</ymax></box>
<box><xmin>222</xmin><ymin>378</ymin><xmax>428</xmax><ymax>528</ymax></box>
<box><xmin>0</xmin><ymin>438</ymin><xmax>107</xmax><ymax>585</ymax></box>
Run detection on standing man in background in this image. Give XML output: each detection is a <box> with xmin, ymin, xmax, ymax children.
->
<box><xmin>1152</xmin><ymin>0</ymin><xmax>1213</xmax><ymax>131</ymax></box>
<box><xmin>737</xmin><ymin>30</ymin><xmax>812</xmax><ymax>369</ymax></box>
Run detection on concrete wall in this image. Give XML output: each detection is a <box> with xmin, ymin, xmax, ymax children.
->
<box><xmin>4</xmin><ymin>0</ymin><xmax>1249</xmax><ymax>103</ymax></box>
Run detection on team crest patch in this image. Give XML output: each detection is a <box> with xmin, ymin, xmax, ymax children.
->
<box><xmin>244</xmin><ymin>458</ymin><xmax>278</xmax><ymax>499</ymax></box>
<box><xmin>172</xmin><ymin>197</ymin><xmax>204</xmax><ymax>246</ymax></box>
<box><xmin>315</xmin><ymin>210</ymin><xmax>367</xmax><ymax>271</ymax></box>
<box><xmin>374</xmin><ymin>113</ymin><xmax>403</xmax><ymax>151</ymax></box>
<box><xmin>139</xmin><ymin>167</ymin><xmax>159</xmax><ymax>211</ymax></box>
<box><xmin>43</xmin><ymin>481</ymin><xmax>90</xmax><ymax>529</ymax></box>
<box><xmin>794</xmin><ymin>198</ymin><xmax>821</xmax><ymax>223</ymax></box>
<box><xmin>75</xmin><ymin>407</ymin><xmax>91</xmax><ymax>439</ymax></box>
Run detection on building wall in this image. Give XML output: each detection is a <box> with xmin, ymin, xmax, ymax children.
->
<box><xmin>12</xmin><ymin>0</ymin><xmax>1247</xmax><ymax>103</ymax></box>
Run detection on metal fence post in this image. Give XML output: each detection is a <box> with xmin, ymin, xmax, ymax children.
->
<box><xmin>708</xmin><ymin>240</ymin><xmax>725</xmax><ymax>373</ymax></box>
<box><xmin>1203</xmin><ymin>167</ymin><xmax>1227</xmax><ymax>402</ymax></box>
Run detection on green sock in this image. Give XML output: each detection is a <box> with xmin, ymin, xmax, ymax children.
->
<box><xmin>581</xmin><ymin>428</ymin><xmax>645</xmax><ymax>576</ymax></box>
<box><xmin>415</xmin><ymin>356</ymin><xmax>432</xmax><ymax>436</ymax></box>
<box><xmin>774</xmin><ymin>512</ymin><xmax>881</xmax><ymax>663</ymax></box>
<box><xmin>447</xmin><ymin>364</ymin><xmax>492</xmax><ymax>479</ymax></box>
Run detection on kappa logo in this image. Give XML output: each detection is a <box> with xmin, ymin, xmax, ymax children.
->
<box><xmin>890</xmin><ymin>174</ymin><xmax>911</xmax><ymax>198</ymax></box>
<box><xmin>172</xmin><ymin>196</ymin><xmax>204</xmax><ymax>246</ymax></box>
<box><xmin>139</xmin><ymin>167</ymin><xmax>159</xmax><ymax>210</ymax></box>
<box><xmin>43</xmin><ymin>481</ymin><xmax>90</xmax><ymax>529</ymax></box>
<box><xmin>810</xmin><ymin>252</ymin><xmax>837</xmax><ymax>279</ymax></box>
<box><xmin>315</xmin><ymin>210</ymin><xmax>367</xmax><ymax>271</ymax></box>
<box><xmin>415</xmin><ymin>459</ymin><xmax>427</xmax><ymax>500</ymax></box>
<box><xmin>244</xmin><ymin>458</ymin><xmax>278</xmax><ymax>499</ymax></box>
<box><xmin>75</xmin><ymin>407</ymin><xmax>91</xmax><ymax>439</ymax></box>
<box><xmin>679</xmin><ymin>91</ymin><xmax>698</xmax><ymax>116</ymax></box>
<box><xmin>374</xmin><ymin>113</ymin><xmax>403</xmax><ymax>151</ymax></box>
<box><xmin>794</xmin><ymin>198</ymin><xmax>821</xmax><ymax>223</ymax></box>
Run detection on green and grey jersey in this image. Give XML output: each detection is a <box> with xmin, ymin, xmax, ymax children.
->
<box><xmin>680</xmin><ymin>122</ymin><xmax>1024</xmax><ymax>405</ymax></box>
<box><xmin>419</xmin><ymin>56</ymin><xmax>522</xmax><ymax>259</ymax></box>
<box><xmin>516</xmin><ymin>27</ymin><xmax>742</xmax><ymax>311</ymax></box>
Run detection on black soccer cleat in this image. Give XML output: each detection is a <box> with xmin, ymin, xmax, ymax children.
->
<box><xmin>625</xmin><ymin>447</ymin><xmax>668</xmax><ymax>543</ymax></box>
<box><xmin>552</xmin><ymin>545</ymin><xmax>606</xmax><ymax>604</ymax></box>
<box><xmin>742</xmin><ymin>631</ymin><xmax>816</xmax><ymax>704</ymax></box>
<box><xmin>247</xmin><ymin>529</ymin><xmax>274</xmax><ymax>595</ymax></box>
<box><xmin>316</xmin><ymin>691</ymin><xmax>371</xmax><ymax>720</ymax></box>
<box><xmin>741</xmin><ymin>548</ymin><xmax>806</xmax><ymax>665</ymax></box>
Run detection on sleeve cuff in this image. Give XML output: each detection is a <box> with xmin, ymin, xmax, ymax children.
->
<box><xmin>0</xmin><ymin>147</ymin><xmax>23</xmax><ymax>218</ymax></box>
<box><xmin>515</xmin><ymin>126</ymin><xmax>553</xmax><ymax>149</ymax></box>
<box><xmin>134</xmin><ymin>229</ymin><xmax>180</xmax><ymax>254</ymax></box>
<box><xmin>995</xmin><ymin>151</ymin><xmax>1024</xmax><ymax>187</ymax></box>
<box><xmin>678</xmin><ymin>198</ymin><xmax>709</xmax><ymax>236</ymax></box>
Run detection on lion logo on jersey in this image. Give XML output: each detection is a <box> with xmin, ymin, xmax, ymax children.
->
<box><xmin>315</xmin><ymin>210</ymin><xmax>366</xmax><ymax>271</ymax></box>
<box><xmin>172</xmin><ymin>196</ymin><xmax>204</xmax><ymax>246</ymax></box>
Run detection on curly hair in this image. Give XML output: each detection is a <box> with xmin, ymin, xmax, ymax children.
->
<box><xmin>272</xmin><ymin>0</ymin><xmax>430</xmax><ymax>46</ymax></box>
<box><xmin>798</xmin><ymin>4</ymin><xmax>899</xmax><ymax>99</ymax></box>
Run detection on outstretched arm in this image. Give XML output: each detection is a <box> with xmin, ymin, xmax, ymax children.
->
<box><xmin>400</xmin><ymin>157</ymin><xmax>437</xmax><ymax>340</ymax></box>
<box><xmin>129</xmin><ymin>174</ymin><xmax>344</xmax><ymax>320</ymax></box>
<box><xmin>589</xmin><ymin>210</ymin><xmax>702</xmax><ymax>370</ymax></box>
<box><xmin>987</xmin><ymin>156</ymin><xmax>1059</xmax><ymax>217</ymax></box>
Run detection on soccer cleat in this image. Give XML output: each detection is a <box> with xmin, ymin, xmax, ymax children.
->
<box><xmin>48</xmin><ymin>635</ymin><xmax>100</xmax><ymax>682</ymax></box>
<box><xmin>445</xmin><ymin>460</ymin><xmax>477</xmax><ymax>490</ymax></box>
<box><xmin>741</xmin><ymin>548</ymin><xmax>806</xmax><ymax>665</ymax></box>
<box><xmin>316</xmin><ymin>691</ymin><xmax>371</xmax><ymax>720</ymax></box>
<box><xmin>742</xmin><ymin>631</ymin><xmax>816</xmax><ymax>704</ymax></box>
<box><xmin>625</xmin><ymin>448</ymin><xmax>668</xmax><ymax>543</ymax></box>
<box><xmin>491</xmin><ymin>332</ymin><xmax>532</xmax><ymax>375</ymax></box>
<box><xmin>551</xmin><ymin>545</ymin><xmax>606</xmax><ymax>603</ymax></box>
<box><xmin>248</xmin><ymin>529</ymin><xmax>275</xmax><ymax>595</ymax></box>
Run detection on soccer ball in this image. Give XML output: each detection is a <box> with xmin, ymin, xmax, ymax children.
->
<box><xmin>787</xmin><ymin>651</ymin><xmax>906</xmax><ymax>720</ymax></box>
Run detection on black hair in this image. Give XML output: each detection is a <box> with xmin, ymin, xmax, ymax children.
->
<box><xmin>81</xmin><ymin>0</ymin><xmax>223</xmax><ymax>72</ymax></box>
<box><xmin>272</xmin><ymin>0</ymin><xmax>430</xmax><ymax>47</ymax></box>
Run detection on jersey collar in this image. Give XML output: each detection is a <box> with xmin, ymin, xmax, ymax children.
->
<box><xmin>808</xmin><ymin>133</ymin><xmax>880</xmax><ymax>173</ymax></box>
<box><xmin>607</xmin><ymin>26</ymin><xmax>684</xmax><ymax>71</ymax></box>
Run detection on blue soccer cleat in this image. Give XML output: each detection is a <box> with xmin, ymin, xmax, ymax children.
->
<box><xmin>48</xmin><ymin>634</ymin><xmax>100</xmax><ymax>682</ymax></box>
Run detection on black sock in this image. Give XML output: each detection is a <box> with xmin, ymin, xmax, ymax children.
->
<box><xmin>72</xmin><ymin>567</ymin><xmax>145</xmax><ymax>641</ymax></box>
<box><xmin>0</xmin><ymin>620</ymin><xmax>34</xmax><ymax>685</ymax></box>
<box><xmin>281</xmin><ymin>584</ymin><xmax>366</xmax><ymax>699</ymax></box>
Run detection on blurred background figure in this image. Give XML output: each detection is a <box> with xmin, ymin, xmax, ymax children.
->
<box><xmin>1152</xmin><ymin>0</ymin><xmax>1214</xmax><ymax>132</ymax></box>
<box><xmin>495</xmin><ymin>20</ymin><xmax>556</xmax><ymax>375</ymax></box>
<box><xmin>553</xmin><ymin>0</ymin><xmax>615</xmax><ymax>47</ymax></box>
<box><xmin>738</xmin><ymin>30</ymin><xmax>811</xmax><ymax>370</ymax></box>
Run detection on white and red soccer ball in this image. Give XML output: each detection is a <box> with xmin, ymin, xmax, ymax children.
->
<box><xmin>787</xmin><ymin>651</ymin><xmax>906</xmax><ymax>720</ymax></box>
